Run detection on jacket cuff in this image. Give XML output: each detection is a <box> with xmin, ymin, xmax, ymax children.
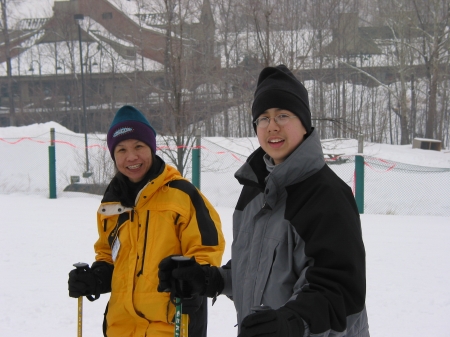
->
<box><xmin>218</xmin><ymin>265</ymin><xmax>232</xmax><ymax>297</ymax></box>
<box><xmin>203</xmin><ymin>266</ymin><xmax>224</xmax><ymax>299</ymax></box>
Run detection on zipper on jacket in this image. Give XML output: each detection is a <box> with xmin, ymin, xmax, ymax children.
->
<box><xmin>137</xmin><ymin>210</ymin><xmax>150</xmax><ymax>276</ymax></box>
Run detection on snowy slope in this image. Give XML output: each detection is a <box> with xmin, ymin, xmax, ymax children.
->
<box><xmin>0</xmin><ymin>122</ymin><xmax>450</xmax><ymax>336</ymax></box>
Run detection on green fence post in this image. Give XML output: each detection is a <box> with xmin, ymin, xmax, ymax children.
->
<box><xmin>192</xmin><ymin>129</ymin><xmax>201</xmax><ymax>190</ymax></box>
<box><xmin>355</xmin><ymin>134</ymin><xmax>364</xmax><ymax>213</ymax></box>
<box><xmin>49</xmin><ymin>128</ymin><xmax>57</xmax><ymax>199</ymax></box>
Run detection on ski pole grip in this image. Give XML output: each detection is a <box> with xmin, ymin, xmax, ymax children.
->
<box><xmin>72</xmin><ymin>262</ymin><xmax>98</xmax><ymax>302</ymax></box>
<box><xmin>73</xmin><ymin>262</ymin><xmax>90</xmax><ymax>271</ymax></box>
<box><xmin>171</xmin><ymin>256</ymin><xmax>194</xmax><ymax>299</ymax></box>
<box><xmin>251</xmin><ymin>305</ymin><xmax>272</xmax><ymax>313</ymax></box>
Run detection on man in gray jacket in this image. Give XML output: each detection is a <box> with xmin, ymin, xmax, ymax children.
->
<box><xmin>158</xmin><ymin>64</ymin><xmax>370</xmax><ymax>337</ymax></box>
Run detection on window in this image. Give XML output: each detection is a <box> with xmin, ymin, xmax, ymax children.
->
<box><xmin>102</xmin><ymin>12</ymin><xmax>113</xmax><ymax>20</ymax></box>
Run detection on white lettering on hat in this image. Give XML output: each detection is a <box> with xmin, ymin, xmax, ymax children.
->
<box><xmin>113</xmin><ymin>127</ymin><xmax>134</xmax><ymax>138</ymax></box>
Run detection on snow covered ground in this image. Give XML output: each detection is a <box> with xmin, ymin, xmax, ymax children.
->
<box><xmin>1</xmin><ymin>122</ymin><xmax>450</xmax><ymax>336</ymax></box>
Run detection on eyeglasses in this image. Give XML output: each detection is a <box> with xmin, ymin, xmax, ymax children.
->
<box><xmin>253</xmin><ymin>114</ymin><xmax>298</xmax><ymax>128</ymax></box>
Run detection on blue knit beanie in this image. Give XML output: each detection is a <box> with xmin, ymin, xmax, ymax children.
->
<box><xmin>107</xmin><ymin>105</ymin><xmax>157</xmax><ymax>159</ymax></box>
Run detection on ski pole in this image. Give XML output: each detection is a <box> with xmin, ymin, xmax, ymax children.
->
<box><xmin>251</xmin><ymin>305</ymin><xmax>272</xmax><ymax>313</ymax></box>
<box><xmin>171</xmin><ymin>256</ymin><xmax>192</xmax><ymax>337</ymax></box>
<box><xmin>73</xmin><ymin>262</ymin><xmax>90</xmax><ymax>337</ymax></box>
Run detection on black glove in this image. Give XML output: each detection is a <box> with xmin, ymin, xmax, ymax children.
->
<box><xmin>68</xmin><ymin>261</ymin><xmax>113</xmax><ymax>300</ymax></box>
<box><xmin>157</xmin><ymin>256</ymin><xmax>224</xmax><ymax>298</ymax></box>
<box><xmin>238</xmin><ymin>306</ymin><xmax>304</xmax><ymax>337</ymax></box>
<box><xmin>157</xmin><ymin>255</ymin><xmax>179</xmax><ymax>293</ymax></box>
<box><xmin>157</xmin><ymin>256</ymin><xmax>203</xmax><ymax>314</ymax></box>
<box><xmin>178</xmin><ymin>295</ymin><xmax>204</xmax><ymax>315</ymax></box>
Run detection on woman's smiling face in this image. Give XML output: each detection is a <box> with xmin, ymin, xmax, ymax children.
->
<box><xmin>114</xmin><ymin>139</ymin><xmax>153</xmax><ymax>182</ymax></box>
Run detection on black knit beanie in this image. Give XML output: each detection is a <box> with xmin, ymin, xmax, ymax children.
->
<box><xmin>251</xmin><ymin>65</ymin><xmax>311</xmax><ymax>134</ymax></box>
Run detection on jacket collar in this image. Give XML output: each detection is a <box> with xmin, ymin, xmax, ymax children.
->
<box><xmin>235</xmin><ymin>129</ymin><xmax>325</xmax><ymax>204</ymax></box>
<box><xmin>98</xmin><ymin>156</ymin><xmax>183</xmax><ymax>214</ymax></box>
<box><xmin>270</xmin><ymin>128</ymin><xmax>326</xmax><ymax>187</ymax></box>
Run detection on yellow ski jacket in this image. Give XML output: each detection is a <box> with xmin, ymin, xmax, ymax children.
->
<box><xmin>95</xmin><ymin>163</ymin><xmax>225</xmax><ymax>337</ymax></box>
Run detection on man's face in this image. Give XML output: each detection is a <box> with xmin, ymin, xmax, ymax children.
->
<box><xmin>256</xmin><ymin>108</ymin><xmax>307</xmax><ymax>165</ymax></box>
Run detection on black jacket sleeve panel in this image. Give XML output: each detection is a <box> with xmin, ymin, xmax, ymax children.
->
<box><xmin>167</xmin><ymin>179</ymin><xmax>219</xmax><ymax>246</ymax></box>
<box><xmin>235</xmin><ymin>185</ymin><xmax>262</xmax><ymax>211</ymax></box>
<box><xmin>285</xmin><ymin>165</ymin><xmax>366</xmax><ymax>334</ymax></box>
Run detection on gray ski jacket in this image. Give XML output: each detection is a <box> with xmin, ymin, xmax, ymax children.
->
<box><xmin>219</xmin><ymin>130</ymin><xmax>369</xmax><ymax>337</ymax></box>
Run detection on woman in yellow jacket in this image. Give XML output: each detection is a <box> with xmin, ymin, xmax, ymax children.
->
<box><xmin>68</xmin><ymin>105</ymin><xmax>225</xmax><ymax>337</ymax></box>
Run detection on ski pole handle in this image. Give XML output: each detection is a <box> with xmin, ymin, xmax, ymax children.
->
<box><xmin>73</xmin><ymin>262</ymin><xmax>89</xmax><ymax>337</ymax></box>
<box><xmin>73</xmin><ymin>262</ymin><xmax>98</xmax><ymax>302</ymax></box>
<box><xmin>251</xmin><ymin>305</ymin><xmax>272</xmax><ymax>313</ymax></box>
<box><xmin>171</xmin><ymin>256</ymin><xmax>193</xmax><ymax>297</ymax></box>
<box><xmin>171</xmin><ymin>256</ymin><xmax>192</xmax><ymax>337</ymax></box>
<box><xmin>74</xmin><ymin>262</ymin><xmax>90</xmax><ymax>272</ymax></box>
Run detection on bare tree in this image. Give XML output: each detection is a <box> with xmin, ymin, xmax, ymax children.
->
<box><xmin>1</xmin><ymin>0</ymin><xmax>449</xmax><ymax>150</ymax></box>
<box><xmin>0</xmin><ymin>0</ymin><xmax>15</xmax><ymax>125</ymax></box>
<box><xmin>381</xmin><ymin>9</ymin><xmax>417</xmax><ymax>144</ymax></box>
<box><xmin>412</xmin><ymin>0</ymin><xmax>450</xmax><ymax>139</ymax></box>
